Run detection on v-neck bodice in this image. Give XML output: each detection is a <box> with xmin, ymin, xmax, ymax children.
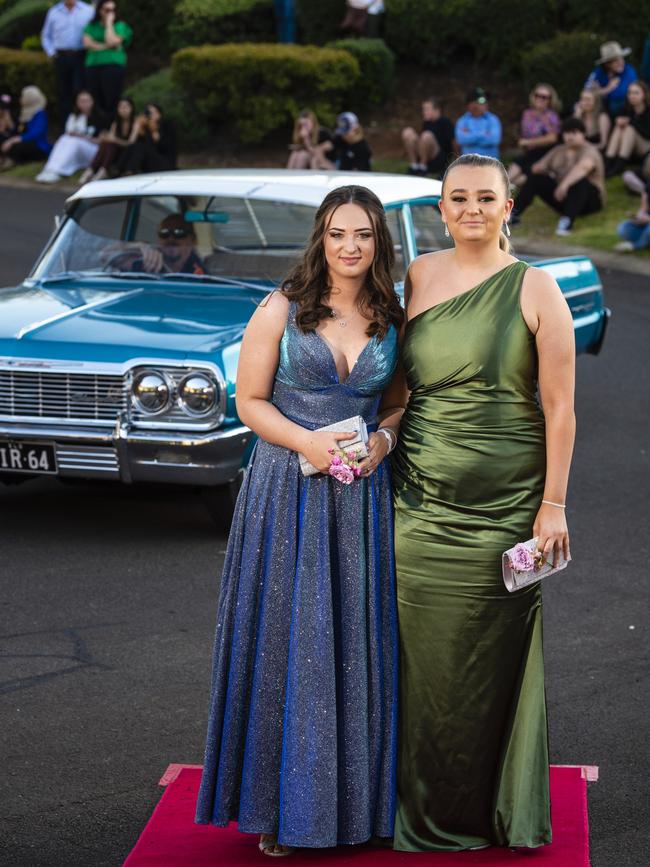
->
<box><xmin>272</xmin><ymin>301</ymin><xmax>398</xmax><ymax>430</ymax></box>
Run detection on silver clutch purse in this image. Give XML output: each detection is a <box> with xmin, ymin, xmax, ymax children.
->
<box><xmin>298</xmin><ymin>415</ymin><xmax>369</xmax><ymax>476</ymax></box>
<box><xmin>502</xmin><ymin>536</ymin><xmax>570</xmax><ymax>592</ymax></box>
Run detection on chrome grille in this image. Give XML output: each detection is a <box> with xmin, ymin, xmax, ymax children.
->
<box><xmin>0</xmin><ymin>370</ymin><xmax>127</xmax><ymax>424</ymax></box>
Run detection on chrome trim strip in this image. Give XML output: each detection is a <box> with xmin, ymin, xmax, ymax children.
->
<box><xmin>113</xmin><ymin>412</ymin><xmax>132</xmax><ymax>483</ymax></box>
<box><xmin>562</xmin><ymin>283</ymin><xmax>602</xmax><ymax>299</ymax></box>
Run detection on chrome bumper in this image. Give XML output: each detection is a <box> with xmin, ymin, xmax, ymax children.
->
<box><xmin>0</xmin><ymin>415</ymin><xmax>252</xmax><ymax>486</ymax></box>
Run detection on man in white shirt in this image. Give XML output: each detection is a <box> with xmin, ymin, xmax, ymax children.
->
<box><xmin>40</xmin><ymin>0</ymin><xmax>94</xmax><ymax>124</ymax></box>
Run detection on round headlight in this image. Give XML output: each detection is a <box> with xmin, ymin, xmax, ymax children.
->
<box><xmin>132</xmin><ymin>370</ymin><xmax>171</xmax><ymax>415</ymax></box>
<box><xmin>178</xmin><ymin>372</ymin><xmax>217</xmax><ymax>417</ymax></box>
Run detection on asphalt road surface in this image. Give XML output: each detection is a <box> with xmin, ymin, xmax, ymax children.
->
<box><xmin>1</xmin><ymin>186</ymin><xmax>648</xmax><ymax>866</ymax></box>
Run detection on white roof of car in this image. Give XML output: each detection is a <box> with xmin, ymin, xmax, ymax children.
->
<box><xmin>67</xmin><ymin>169</ymin><xmax>442</xmax><ymax>208</ymax></box>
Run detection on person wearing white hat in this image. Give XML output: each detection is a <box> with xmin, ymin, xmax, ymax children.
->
<box><xmin>332</xmin><ymin>112</ymin><xmax>372</xmax><ymax>171</ymax></box>
<box><xmin>584</xmin><ymin>40</ymin><xmax>638</xmax><ymax>116</ymax></box>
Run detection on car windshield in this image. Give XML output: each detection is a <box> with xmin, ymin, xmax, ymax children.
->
<box><xmin>31</xmin><ymin>193</ymin><xmax>410</xmax><ymax>285</ymax></box>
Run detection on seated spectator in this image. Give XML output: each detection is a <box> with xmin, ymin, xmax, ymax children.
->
<box><xmin>604</xmin><ymin>81</ymin><xmax>650</xmax><ymax>177</ymax></box>
<box><xmin>0</xmin><ymin>86</ymin><xmax>52</xmax><ymax>170</ymax></box>
<box><xmin>508</xmin><ymin>83</ymin><xmax>561</xmax><ymax>187</ymax></box>
<box><xmin>78</xmin><ymin>96</ymin><xmax>135</xmax><ymax>183</ymax></box>
<box><xmin>584</xmin><ymin>41</ymin><xmax>638</xmax><ymax>117</ymax></box>
<box><xmin>622</xmin><ymin>152</ymin><xmax>650</xmax><ymax>194</ymax></box>
<box><xmin>0</xmin><ymin>94</ymin><xmax>15</xmax><ymax>146</ymax></box>
<box><xmin>455</xmin><ymin>87</ymin><xmax>502</xmax><ymax>159</ymax></box>
<box><xmin>286</xmin><ymin>109</ymin><xmax>334</xmax><ymax>170</ymax></box>
<box><xmin>615</xmin><ymin>180</ymin><xmax>650</xmax><ymax>252</ymax></box>
<box><xmin>573</xmin><ymin>87</ymin><xmax>611</xmax><ymax>149</ymax></box>
<box><xmin>401</xmin><ymin>97</ymin><xmax>454</xmax><ymax>177</ymax></box>
<box><xmin>511</xmin><ymin>118</ymin><xmax>605</xmax><ymax>236</ymax></box>
<box><xmin>36</xmin><ymin>89</ymin><xmax>107</xmax><ymax>183</ymax></box>
<box><xmin>83</xmin><ymin>0</ymin><xmax>133</xmax><ymax>117</ymax></box>
<box><xmin>117</xmin><ymin>103</ymin><xmax>177</xmax><ymax>175</ymax></box>
<box><xmin>105</xmin><ymin>214</ymin><xmax>206</xmax><ymax>274</ymax></box>
<box><xmin>332</xmin><ymin>112</ymin><xmax>371</xmax><ymax>171</ymax></box>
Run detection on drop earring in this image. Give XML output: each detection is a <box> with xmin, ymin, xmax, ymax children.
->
<box><xmin>444</xmin><ymin>222</ymin><xmax>450</xmax><ymax>237</ymax></box>
<box><xmin>503</xmin><ymin>220</ymin><xmax>511</xmax><ymax>238</ymax></box>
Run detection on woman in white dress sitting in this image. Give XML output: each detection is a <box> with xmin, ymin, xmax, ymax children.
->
<box><xmin>36</xmin><ymin>90</ymin><xmax>108</xmax><ymax>184</ymax></box>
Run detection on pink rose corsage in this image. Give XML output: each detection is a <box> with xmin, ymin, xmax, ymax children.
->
<box><xmin>327</xmin><ymin>448</ymin><xmax>363</xmax><ymax>485</ymax></box>
<box><xmin>507</xmin><ymin>541</ymin><xmax>549</xmax><ymax>574</ymax></box>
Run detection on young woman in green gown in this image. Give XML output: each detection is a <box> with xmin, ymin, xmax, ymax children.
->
<box><xmin>378</xmin><ymin>154</ymin><xmax>576</xmax><ymax>851</ymax></box>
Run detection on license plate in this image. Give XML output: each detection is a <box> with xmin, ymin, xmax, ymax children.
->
<box><xmin>0</xmin><ymin>440</ymin><xmax>58</xmax><ymax>474</ymax></box>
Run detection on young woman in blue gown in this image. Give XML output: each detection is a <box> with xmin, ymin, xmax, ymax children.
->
<box><xmin>195</xmin><ymin>186</ymin><xmax>403</xmax><ymax>856</ymax></box>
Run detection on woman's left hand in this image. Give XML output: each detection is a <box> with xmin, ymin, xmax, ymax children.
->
<box><xmin>533</xmin><ymin>502</ymin><xmax>570</xmax><ymax>567</ymax></box>
<box><xmin>357</xmin><ymin>431</ymin><xmax>390</xmax><ymax>477</ymax></box>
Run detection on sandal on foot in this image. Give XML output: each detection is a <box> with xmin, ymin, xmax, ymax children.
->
<box><xmin>258</xmin><ymin>835</ymin><xmax>295</xmax><ymax>857</ymax></box>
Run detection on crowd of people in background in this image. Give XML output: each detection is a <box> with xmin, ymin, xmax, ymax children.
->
<box><xmin>0</xmin><ymin>7</ymin><xmax>649</xmax><ymax>253</ymax></box>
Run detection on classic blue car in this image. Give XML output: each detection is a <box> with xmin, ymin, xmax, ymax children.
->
<box><xmin>0</xmin><ymin>170</ymin><xmax>609</xmax><ymax>509</ymax></box>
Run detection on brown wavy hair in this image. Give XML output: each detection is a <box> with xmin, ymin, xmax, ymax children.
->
<box><xmin>282</xmin><ymin>185</ymin><xmax>403</xmax><ymax>338</ymax></box>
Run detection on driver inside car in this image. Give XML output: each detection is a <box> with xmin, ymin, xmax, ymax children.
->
<box><xmin>108</xmin><ymin>214</ymin><xmax>207</xmax><ymax>275</ymax></box>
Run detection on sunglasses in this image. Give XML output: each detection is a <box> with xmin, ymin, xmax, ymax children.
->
<box><xmin>534</xmin><ymin>92</ymin><xmax>551</xmax><ymax>100</ymax></box>
<box><xmin>158</xmin><ymin>227</ymin><xmax>191</xmax><ymax>240</ymax></box>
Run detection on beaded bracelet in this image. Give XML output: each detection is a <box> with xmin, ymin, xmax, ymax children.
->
<box><xmin>378</xmin><ymin>427</ymin><xmax>396</xmax><ymax>454</ymax></box>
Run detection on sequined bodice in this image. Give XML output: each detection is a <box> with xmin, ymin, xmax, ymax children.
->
<box><xmin>272</xmin><ymin>302</ymin><xmax>398</xmax><ymax>430</ymax></box>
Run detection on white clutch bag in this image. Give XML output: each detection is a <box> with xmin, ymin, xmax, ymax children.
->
<box><xmin>502</xmin><ymin>536</ymin><xmax>570</xmax><ymax>592</ymax></box>
<box><xmin>298</xmin><ymin>415</ymin><xmax>369</xmax><ymax>476</ymax></box>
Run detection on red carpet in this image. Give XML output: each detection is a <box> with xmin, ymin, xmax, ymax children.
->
<box><xmin>123</xmin><ymin>765</ymin><xmax>593</xmax><ymax>866</ymax></box>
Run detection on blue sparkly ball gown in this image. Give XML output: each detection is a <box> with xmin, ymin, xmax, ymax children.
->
<box><xmin>195</xmin><ymin>302</ymin><xmax>399</xmax><ymax>848</ymax></box>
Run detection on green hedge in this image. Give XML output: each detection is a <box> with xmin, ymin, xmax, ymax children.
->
<box><xmin>0</xmin><ymin>0</ymin><xmax>49</xmax><ymax>48</ymax></box>
<box><xmin>125</xmin><ymin>67</ymin><xmax>212</xmax><ymax>151</ymax></box>
<box><xmin>169</xmin><ymin>0</ymin><xmax>275</xmax><ymax>52</ymax></box>
<box><xmin>521</xmin><ymin>32</ymin><xmax>606</xmax><ymax>116</ymax></box>
<box><xmin>563</xmin><ymin>1</ymin><xmax>650</xmax><ymax>57</ymax></box>
<box><xmin>172</xmin><ymin>42</ymin><xmax>359</xmax><ymax>143</ymax></box>
<box><xmin>384</xmin><ymin>0</ymin><xmax>555</xmax><ymax>71</ymax></box>
<box><xmin>296</xmin><ymin>0</ymin><xmax>346</xmax><ymax>45</ymax></box>
<box><xmin>0</xmin><ymin>47</ymin><xmax>54</xmax><ymax>105</ymax></box>
<box><xmin>119</xmin><ymin>0</ymin><xmax>175</xmax><ymax>56</ymax></box>
<box><xmin>326</xmin><ymin>38</ymin><xmax>394</xmax><ymax>106</ymax></box>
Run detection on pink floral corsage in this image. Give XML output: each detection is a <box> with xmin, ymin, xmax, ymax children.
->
<box><xmin>507</xmin><ymin>541</ymin><xmax>549</xmax><ymax>574</ymax></box>
<box><xmin>327</xmin><ymin>448</ymin><xmax>363</xmax><ymax>485</ymax></box>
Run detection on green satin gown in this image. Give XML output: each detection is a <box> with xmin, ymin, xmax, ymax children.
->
<box><xmin>392</xmin><ymin>260</ymin><xmax>552</xmax><ymax>852</ymax></box>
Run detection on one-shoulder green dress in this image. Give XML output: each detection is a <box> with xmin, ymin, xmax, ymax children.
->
<box><xmin>392</xmin><ymin>260</ymin><xmax>552</xmax><ymax>852</ymax></box>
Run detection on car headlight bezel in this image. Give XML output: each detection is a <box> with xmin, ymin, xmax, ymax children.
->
<box><xmin>176</xmin><ymin>371</ymin><xmax>218</xmax><ymax>418</ymax></box>
<box><xmin>130</xmin><ymin>369</ymin><xmax>173</xmax><ymax>416</ymax></box>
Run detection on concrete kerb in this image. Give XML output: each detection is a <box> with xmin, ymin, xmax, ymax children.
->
<box><xmin>1</xmin><ymin>177</ymin><xmax>648</xmax><ymax>278</ymax></box>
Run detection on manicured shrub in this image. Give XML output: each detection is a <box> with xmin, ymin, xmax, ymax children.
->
<box><xmin>384</xmin><ymin>0</ymin><xmax>554</xmax><ymax>72</ymax></box>
<box><xmin>521</xmin><ymin>32</ymin><xmax>606</xmax><ymax>116</ymax></box>
<box><xmin>169</xmin><ymin>0</ymin><xmax>275</xmax><ymax>52</ymax></box>
<box><xmin>21</xmin><ymin>33</ymin><xmax>42</xmax><ymax>51</ymax></box>
<box><xmin>296</xmin><ymin>0</ymin><xmax>346</xmax><ymax>45</ymax></box>
<box><xmin>326</xmin><ymin>38</ymin><xmax>394</xmax><ymax>106</ymax></box>
<box><xmin>0</xmin><ymin>46</ymin><xmax>54</xmax><ymax>105</ymax></box>
<box><xmin>125</xmin><ymin>67</ymin><xmax>213</xmax><ymax>151</ymax></box>
<box><xmin>563</xmin><ymin>1</ymin><xmax>650</xmax><ymax>57</ymax></box>
<box><xmin>0</xmin><ymin>0</ymin><xmax>49</xmax><ymax>48</ymax></box>
<box><xmin>118</xmin><ymin>0</ymin><xmax>175</xmax><ymax>56</ymax></box>
<box><xmin>171</xmin><ymin>42</ymin><xmax>360</xmax><ymax>143</ymax></box>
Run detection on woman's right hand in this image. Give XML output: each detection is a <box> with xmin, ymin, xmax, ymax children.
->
<box><xmin>299</xmin><ymin>430</ymin><xmax>356</xmax><ymax>474</ymax></box>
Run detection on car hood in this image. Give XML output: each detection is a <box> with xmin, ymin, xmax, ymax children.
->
<box><xmin>0</xmin><ymin>281</ymin><xmax>265</xmax><ymax>364</ymax></box>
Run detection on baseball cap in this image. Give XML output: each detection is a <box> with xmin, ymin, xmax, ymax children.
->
<box><xmin>335</xmin><ymin>111</ymin><xmax>359</xmax><ymax>135</ymax></box>
<box><xmin>467</xmin><ymin>87</ymin><xmax>488</xmax><ymax>105</ymax></box>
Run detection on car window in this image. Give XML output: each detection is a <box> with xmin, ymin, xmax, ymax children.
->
<box><xmin>410</xmin><ymin>201</ymin><xmax>451</xmax><ymax>254</ymax></box>
<box><xmin>385</xmin><ymin>207</ymin><xmax>406</xmax><ymax>282</ymax></box>
<box><xmin>133</xmin><ymin>196</ymin><xmax>186</xmax><ymax>243</ymax></box>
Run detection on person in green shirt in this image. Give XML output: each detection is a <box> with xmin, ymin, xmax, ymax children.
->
<box><xmin>83</xmin><ymin>0</ymin><xmax>132</xmax><ymax>117</ymax></box>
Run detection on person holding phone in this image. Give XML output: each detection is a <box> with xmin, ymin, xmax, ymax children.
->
<box><xmin>116</xmin><ymin>103</ymin><xmax>177</xmax><ymax>175</ymax></box>
<box><xmin>83</xmin><ymin>0</ymin><xmax>132</xmax><ymax>116</ymax></box>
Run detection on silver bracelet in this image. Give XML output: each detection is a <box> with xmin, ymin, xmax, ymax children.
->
<box><xmin>542</xmin><ymin>499</ymin><xmax>566</xmax><ymax>509</ymax></box>
<box><xmin>378</xmin><ymin>427</ymin><xmax>396</xmax><ymax>454</ymax></box>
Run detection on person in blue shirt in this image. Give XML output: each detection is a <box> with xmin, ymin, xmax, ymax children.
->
<box><xmin>41</xmin><ymin>0</ymin><xmax>94</xmax><ymax>124</ymax></box>
<box><xmin>584</xmin><ymin>41</ymin><xmax>638</xmax><ymax>118</ymax></box>
<box><xmin>0</xmin><ymin>86</ymin><xmax>52</xmax><ymax>170</ymax></box>
<box><xmin>454</xmin><ymin>87</ymin><xmax>502</xmax><ymax>159</ymax></box>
